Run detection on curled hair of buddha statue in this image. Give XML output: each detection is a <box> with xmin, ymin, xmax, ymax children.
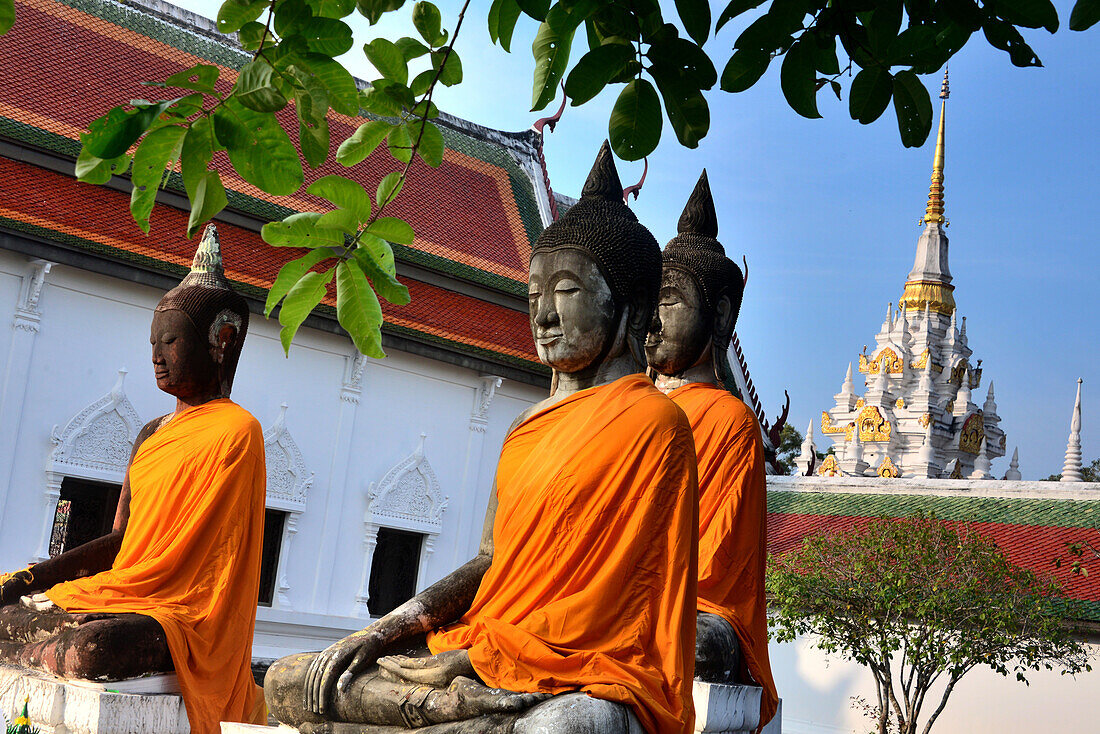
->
<box><xmin>662</xmin><ymin>170</ymin><xmax>746</xmax><ymax>390</ymax></box>
<box><xmin>155</xmin><ymin>224</ymin><xmax>250</xmax><ymax>386</ymax></box>
<box><xmin>531</xmin><ymin>140</ymin><xmax>662</xmax><ymax>357</ymax></box>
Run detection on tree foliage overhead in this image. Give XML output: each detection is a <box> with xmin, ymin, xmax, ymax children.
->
<box><xmin>0</xmin><ymin>0</ymin><xmax>1096</xmax><ymax>356</ymax></box>
<box><xmin>768</xmin><ymin>515</ymin><xmax>1091</xmax><ymax>734</ymax></box>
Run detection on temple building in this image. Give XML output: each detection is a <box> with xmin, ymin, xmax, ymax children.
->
<box><xmin>814</xmin><ymin>72</ymin><xmax>1007</xmax><ymax>480</ymax></box>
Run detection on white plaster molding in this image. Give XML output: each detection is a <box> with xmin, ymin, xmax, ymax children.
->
<box><xmin>38</xmin><ymin>369</ymin><xmax>143</xmax><ymax>561</ymax></box>
<box><xmin>354</xmin><ymin>434</ymin><xmax>449</xmax><ymax>616</ymax></box>
<box><xmin>340</xmin><ymin>354</ymin><xmax>369</xmax><ymax>404</ymax></box>
<box><xmin>469</xmin><ymin>375</ymin><xmax>503</xmax><ymax>432</ymax></box>
<box><xmin>263</xmin><ymin>403</ymin><xmax>313</xmax><ymax>611</ymax></box>
<box><xmin>11</xmin><ymin>259</ymin><xmax>53</xmax><ymax>332</ymax></box>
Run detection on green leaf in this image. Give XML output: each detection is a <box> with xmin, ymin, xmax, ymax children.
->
<box><xmin>412</xmin><ymin>1</ymin><xmax>447</xmax><ymax>46</ymax></box>
<box><xmin>994</xmin><ymin>0</ymin><xmax>1059</xmax><ymax>31</ymax></box>
<box><xmin>266</xmin><ymin>248</ymin><xmax>333</xmax><ymax>316</ymax></box>
<box><xmin>364</xmin><ymin>38</ymin><xmax>409</xmax><ymax>85</ymax></box>
<box><xmin>646</xmin><ymin>38</ymin><xmax>717</xmax><ymax>89</ymax></box>
<box><xmin>674</xmin><ymin>0</ymin><xmax>710</xmax><ymax>45</ymax></box>
<box><xmin>181</xmin><ymin>116</ymin><xmax>217</xmax><ymax>202</ymax></box>
<box><xmin>734</xmin><ymin>12</ymin><xmax>788</xmax><ymax>53</ymax></box>
<box><xmin>317</xmin><ymin>207</ymin><xmax>360</xmax><ymax>233</ymax></box>
<box><xmin>891</xmin><ymin>70</ymin><xmax>933</xmax><ymax>147</ymax></box>
<box><xmin>130</xmin><ymin>124</ymin><xmax>187</xmax><ymax>232</ymax></box>
<box><xmin>353</xmin><ymin>246</ymin><xmax>410</xmax><ymax>304</ymax></box>
<box><xmin>236</xmin><ymin>60</ymin><xmax>288</xmax><ymax>112</ymax></box>
<box><xmin>238</xmin><ymin>21</ymin><xmax>277</xmax><ymax>51</ymax></box>
<box><xmin>650</xmin><ymin>63</ymin><xmax>709</xmax><ymax>148</ymax></box>
<box><xmin>366</xmin><ymin>216</ymin><xmax>415</xmax><ymax>244</ymax></box>
<box><xmin>716</xmin><ymin>0</ymin><xmax>765</xmax><ymax>31</ymax></box>
<box><xmin>188</xmin><ymin>171</ymin><xmax>228</xmax><ymax>239</ymax></box>
<box><xmin>720</xmin><ymin>48</ymin><xmax>770</xmax><ymax>92</ymax></box>
<box><xmin>409</xmin><ymin>119</ymin><xmax>443</xmax><ymax>167</ymax></box>
<box><xmin>274</xmin><ymin>0</ymin><xmax>312</xmax><ymax>36</ymax></box>
<box><xmin>780</xmin><ymin>39</ymin><xmax>821</xmax><ymax>119</ymax></box>
<box><xmin>565</xmin><ymin>43</ymin><xmax>635</xmax><ymax>105</ymax></box>
<box><xmin>432</xmin><ymin>49</ymin><xmax>463</xmax><ymax>86</ymax></box>
<box><xmin>982</xmin><ymin>18</ymin><xmax>1043</xmax><ymax>66</ymax></box>
<box><xmin>1070</xmin><ymin>0</ymin><xmax>1100</xmax><ymax>29</ymax></box>
<box><xmin>302</xmin><ymin>17</ymin><xmax>354</xmax><ymax>55</ymax></box>
<box><xmin>516</xmin><ymin>0</ymin><xmax>549</xmax><ymax>21</ymax></box>
<box><xmin>299</xmin><ymin>113</ymin><xmax>330</xmax><ymax>168</ymax></box>
<box><xmin>305</xmin><ymin>0</ymin><xmax>355</xmax><ymax>19</ymax></box>
<box><xmin>355</xmin><ymin>0</ymin><xmax>405</xmax><ymax>24</ymax></box>
<box><xmin>337</xmin><ymin>119</ymin><xmax>393</xmax><ymax>166</ymax></box>
<box><xmin>82</xmin><ymin>99</ymin><xmax>177</xmax><ymax>159</ymax></box>
<box><xmin>308</xmin><ymin>175</ymin><xmax>371</xmax><ymax>221</ymax></box>
<box><xmin>217</xmin><ymin>0</ymin><xmax>269</xmax><ymax>33</ymax></box>
<box><xmin>395</xmin><ymin>36</ymin><xmax>430</xmax><ymax>60</ymax></box>
<box><xmin>262</xmin><ymin>211</ymin><xmax>346</xmax><ymax>247</ymax></box>
<box><xmin>410</xmin><ymin>69</ymin><xmax>435</xmax><ymax>96</ymax></box>
<box><xmin>359</xmin><ymin>232</ymin><xmax>397</xmax><ymax>276</ymax></box>
<box><xmin>376</xmin><ymin>171</ymin><xmax>404</xmax><ymax>207</ymax></box>
<box><xmin>336</xmin><ymin>260</ymin><xmax>386</xmax><ymax>357</ymax></box>
<box><xmin>165</xmin><ymin>64</ymin><xmax>220</xmax><ymax>93</ymax></box>
<box><xmin>278</xmin><ymin>268</ymin><xmax>333</xmax><ymax>354</ymax></box>
<box><xmin>387</xmin><ymin>122</ymin><xmax>413</xmax><ymax>163</ymax></box>
<box><xmin>849</xmin><ymin>67</ymin><xmax>892</xmax><ymax>124</ymax></box>
<box><xmin>813</xmin><ymin>35</ymin><xmax>839</xmax><ymax>75</ymax></box>
<box><xmin>75</xmin><ymin>148</ymin><xmax>130</xmax><ymax>184</ymax></box>
<box><xmin>0</xmin><ymin>0</ymin><xmax>14</xmax><ymax>36</ymax></box>
<box><xmin>608</xmin><ymin>78</ymin><xmax>662</xmax><ymax>161</ymax></box>
<box><xmin>531</xmin><ymin>4</ymin><xmax>583</xmax><ymax>111</ymax></box>
<box><xmin>213</xmin><ymin>96</ymin><xmax>304</xmax><ymax>195</ymax></box>
<box><xmin>359</xmin><ymin>84</ymin><xmax>404</xmax><ymax>116</ymax></box>
<box><xmin>410</xmin><ymin>98</ymin><xmax>439</xmax><ymax>119</ymax></box>
<box><xmin>488</xmin><ymin>0</ymin><xmax>522</xmax><ymax>51</ymax></box>
<box><xmin>301</xmin><ymin>53</ymin><xmax>360</xmax><ymax>115</ymax></box>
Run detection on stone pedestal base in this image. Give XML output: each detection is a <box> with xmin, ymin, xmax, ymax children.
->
<box><xmin>0</xmin><ymin>664</ymin><xmax>189</xmax><ymax>734</ymax></box>
<box><xmin>221</xmin><ymin>684</ymin><xmax>782</xmax><ymax>734</ymax></box>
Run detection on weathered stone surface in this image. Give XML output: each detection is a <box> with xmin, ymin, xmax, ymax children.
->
<box><xmin>692</xmin><ymin>681</ymin><xmax>762</xmax><ymax>733</ymax></box>
<box><xmin>0</xmin><ymin>663</ymin><xmax>188</xmax><ymax>734</ymax></box>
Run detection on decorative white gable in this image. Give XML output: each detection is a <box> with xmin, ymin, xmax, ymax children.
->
<box><xmin>36</xmin><ymin>369</ymin><xmax>143</xmax><ymax>560</ymax></box>
<box><xmin>355</xmin><ymin>434</ymin><xmax>449</xmax><ymax>616</ymax></box>
<box><xmin>262</xmin><ymin>404</ymin><xmax>313</xmax><ymax>610</ymax></box>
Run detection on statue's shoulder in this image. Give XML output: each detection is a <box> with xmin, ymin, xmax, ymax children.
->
<box><xmin>209</xmin><ymin>401</ymin><xmax>264</xmax><ymax>443</ymax></box>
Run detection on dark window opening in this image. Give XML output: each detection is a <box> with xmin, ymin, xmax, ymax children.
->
<box><xmin>49</xmin><ymin>478</ymin><xmax>122</xmax><ymax>557</ymax></box>
<box><xmin>258</xmin><ymin>509</ymin><xmax>286</xmax><ymax>607</ymax></box>
<box><xmin>367</xmin><ymin>528</ymin><xmax>423</xmax><ymax>617</ymax></box>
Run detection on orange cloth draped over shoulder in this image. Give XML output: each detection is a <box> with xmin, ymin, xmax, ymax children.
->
<box><xmin>428</xmin><ymin>374</ymin><xmax>699</xmax><ymax>734</ymax></box>
<box><xmin>47</xmin><ymin>399</ymin><xmax>267</xmax><ymax>734</ymax></box>
<box><xmin>668</xmin><ymin>383</ymin><xmax>778</xmax><ymax>731</ymax></box>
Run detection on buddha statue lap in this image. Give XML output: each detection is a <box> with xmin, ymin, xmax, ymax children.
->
<box><xmin>0</xmin><ymin>227</ymin><xmax>267</xmax><ymax>734</ymax></box>
<box><xmin>644</xmin><ymin>171</ymin><xmax>779</xmax><ymax>727</ymax></box>
<box><xmin>265</xmin><ymin>143</ymin><xmax>699</xmax><ymax>734</ymax></box>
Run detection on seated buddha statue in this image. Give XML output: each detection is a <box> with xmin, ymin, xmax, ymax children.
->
<box><xmin>644</xmin><ymin>171</ymin><xmax>778</xmax><ymax>728</ymax></box>
<box><xmin>264</xmin><ymin>142</ymin><xmax>700</xmax><ymax>734</ymax></box>
<box><xmin>0</xmin><ymin>226</ymin><xmax>267</xmax><ymax>734</ymax></box>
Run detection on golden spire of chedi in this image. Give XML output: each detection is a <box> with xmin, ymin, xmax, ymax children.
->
<box><xmin>922</xmin><ymin>69</ymin><xmax>950</xmax><ymax>226</ymax></box>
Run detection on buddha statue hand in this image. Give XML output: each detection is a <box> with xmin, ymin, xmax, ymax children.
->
<box><xmin>0</xmin><ymin>568</ymin><xmax>35</xmax><ymax>606</ymax></box>
<box><xmin>306</xmin><ymin>630</ymin><xmax>386</xmax><ymax>715</ymax></box>
<box><xmin>377</xmin><ymin>650</ymin><xmax>475</xmax><ymax>687</ymax></box>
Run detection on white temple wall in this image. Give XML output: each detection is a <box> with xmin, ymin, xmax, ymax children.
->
<box><xmin>0</xmin><ymin>250</ymin><xmax>546</xmax><ymax>658</ymax></box>
<box><xmin>771</xmin><ymin>634</ymin><xmax>1100</xmax><ymax>733</ymax></box>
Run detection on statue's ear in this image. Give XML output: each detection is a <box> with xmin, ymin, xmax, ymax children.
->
<box><xmin>211</xmin><ymin>323</ymin><xmax>238</xmax><ymax>365</ymax></box>
<box><xmin>714</xmin><ymin>295</ymin><xmax>734</xmax><ymax>342</ymax></box>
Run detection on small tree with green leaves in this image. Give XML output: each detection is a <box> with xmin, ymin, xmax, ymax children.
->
<box><xmin>768</xmin><ymin>515</ymin><xmax>1092</xmax><ymax>734</ymax></box>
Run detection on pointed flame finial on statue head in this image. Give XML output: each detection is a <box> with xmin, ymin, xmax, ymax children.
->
<box><xmin>677</xmin><ymin>169</ymin><xmax>719</xmax><ymax>238</ymax></box>
<box><xmin>581</xmin><ymin>140</ymin><xmax>625</xmax><ymax>202</ymax></box>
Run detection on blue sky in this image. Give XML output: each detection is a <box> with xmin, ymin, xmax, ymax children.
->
<box><xmin>180</xmin><ymin>0</ymin><xmax>1098</xmax><ymax>479</ymax></box>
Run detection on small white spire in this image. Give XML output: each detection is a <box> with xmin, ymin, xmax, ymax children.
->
<box><xmin>918</xmin><ymin>359</ymin><xmax>935</xmax><ymax>394</ymax></box>
<box><xmin>955</xmin><ymin>369</ymin><xmax>972</xmax><ymax>414</ymax></box>
<box><xmin>916</xmin><ymin>420</ymin><xmax>935</xmax><ymax>463</ymax></box>
<box><xmin>970</xmin><ymin>437</ymin><xmax>992</xmax><ymax>479</ymax></box>
<box><xmin>1062</xmin><ymin>379</ymin><xmax>1084</xmax><ymax>482</ymax></box>
<box><xmin>1004</xmin><ymin>447</ymin><xmax>1022</xmax><ymax>481</ymax></box>
<box><xmin>795</xmin><ymin>420</ymin><xmax>818</xmax><ymax>476</ymax></box>
<box><xmin>843</xmin><ymin>362</ymin><xmax>854</xmax><ymax>392</ymax></box>
<box><xmin>983</xmin><ymin>381</ymin><xmax>997</xmax><ymax>414</ymax></box>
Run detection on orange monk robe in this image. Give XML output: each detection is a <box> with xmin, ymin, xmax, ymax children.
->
<box><xmin>429</xmin><ymin>374</ymin><xmax>699</xmax><ymax>734</ymax></box>
<box><xmin>668</xmin><ymin>383</ymin><xmax>778</xmax><ymax>730</ymax></box>
<box><xmin>47</xmin><ymin>400</ymin><xmax>266</xmax><ymax>734</ymax></box>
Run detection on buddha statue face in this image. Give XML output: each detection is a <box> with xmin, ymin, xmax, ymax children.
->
<box><xmin>645</xmin><ymin>267</ymin><xmax>712</xmax><ymax>376</ymax></box>
<box><xmin>150</xmin><ymin>309</ymin><xmax>237</xmax><ymax>401</ymax></box>
<box><xmin>528</xmin><ymin>248</ymin><xmax>619</xmax><ymax>373</ymax></box>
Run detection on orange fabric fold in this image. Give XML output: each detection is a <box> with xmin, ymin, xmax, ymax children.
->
<box><xmin>669</xmin><ymin>383</ymin><xmax>778</xmax><ymax>731</ymax></box>
<box><xmin>47</xmin><ymin>399</ymin><xmax>266</xmax><ymax>734</ymax></box>
<box><xmin>428</xmin><ymin>374</ymin><xmax>699</xmax><ymax>734</ymax></box>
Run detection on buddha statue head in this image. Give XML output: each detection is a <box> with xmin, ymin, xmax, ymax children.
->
<box><xmin>528</xmin><ymin>141</ymin><xmax>661</xmax><ymax>377</ymax></box>
<box><xmin>151</xmin><ymin>225</ymin><xmax>249</xmax><ymax>401</ymax></box>
<box><xmin>645</xmin><ymin>171</ymin><xmax>744</xmax><ymax>386</ymax></box>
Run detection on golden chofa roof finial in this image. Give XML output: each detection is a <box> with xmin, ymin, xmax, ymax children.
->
<box><xmin>921</xmin><ymin>68</ymin><xmax>950</xmax><ymax>226</ymax></box>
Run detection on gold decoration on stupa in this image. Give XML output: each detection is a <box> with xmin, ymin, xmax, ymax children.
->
<box><xmin>877</xmin><ymin>457</ymin><xmax>901</xmax><ymax>478</ymax></box>
<box><xmin>959</xmin><ymin>413</ymin><xmax>985</xmax><ymax>455</ymax></box>
<box><xmin>895</xmin><ymin>397</ymin><xmax>906</xmax><ymax>409</ymax></box>
<box><xmin>857</xmin><ymin>405</ymin><xmax>891</xmax><ymax>442</ymax></box>
<box><xmin>859</xmin><ymin>347</ymin><xmax>904</xmax><ymax>375</ymax></box>
<box><xmin>818</xmin><ymin>455</ymin><xmax>841</xmax><ymax>477</ymax></box>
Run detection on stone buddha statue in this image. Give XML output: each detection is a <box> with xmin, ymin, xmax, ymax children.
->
<box><xmin>644</xmin><ymin>171</ymin><xmax>779</xmax><ymax>727</ymax></box>
<box><xmin>265</xmin><ymin>142</ymin><xmax>700</xmax><ymax>734</ymax></box>
<box><xmin>0</xmin><ymin>226</ymin><xmax>268</xmax><ymax>734</ymax></box>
